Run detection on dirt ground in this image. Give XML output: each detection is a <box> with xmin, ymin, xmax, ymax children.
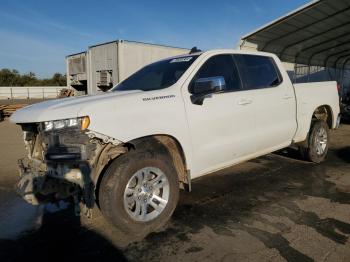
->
<box><xmin>0</xmin><ymin>120</ymin><xmax>350</xmax><ymax>262</ymax></box>
<box><xmin>0</xmin><ymin>99</ymin><xmax>47</xmax><ymax>105</ymax></box>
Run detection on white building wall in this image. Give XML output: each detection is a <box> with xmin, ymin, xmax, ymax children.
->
<box><xmin>0</xmin><ymin>86</ymin><xmax>66</xmax><ymax>99</ymax></box>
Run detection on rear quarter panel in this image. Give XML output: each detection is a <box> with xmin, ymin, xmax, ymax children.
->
<box><xmin>293</xmin><ymin>81</ymin><xmax>340</xmax><ymax>143</ymax></box>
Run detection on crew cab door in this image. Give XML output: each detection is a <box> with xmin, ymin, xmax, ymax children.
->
<box><xmin>182</xmin><ymin>54</ymin><xmax>256</xmax><ymax>177</ymax></box>
<box><xmin>235</xmin><ymin>54</ymin><xmax>297</xmax><ymax>152</ymax></box>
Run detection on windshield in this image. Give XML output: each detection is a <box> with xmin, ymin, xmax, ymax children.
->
<box><xmin>113</xmin><ymin>55</ymin><xmax>199</xmax><ymax>92</ymax></box>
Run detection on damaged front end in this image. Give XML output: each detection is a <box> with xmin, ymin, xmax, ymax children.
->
<box><xmin>17</xmin><ymin>117</ymin><xmax>125</xmax><ymax>216</ymax></box>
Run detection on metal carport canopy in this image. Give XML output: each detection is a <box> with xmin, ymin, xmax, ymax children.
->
<box><xmin>240</xmin><ymin>0</ymin><xmax>350</xmax><ymax>70</ymax></box>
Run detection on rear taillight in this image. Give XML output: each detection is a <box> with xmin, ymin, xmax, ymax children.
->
<box><xmin>337</xmin><ymin>83</ymin><xmax>341</xmax><ymax>92</ymax></box>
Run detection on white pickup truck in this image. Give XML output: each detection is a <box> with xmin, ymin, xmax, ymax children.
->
<box><xmin>11</xmin><ymin>50</ymin><xmax>340</xmax><ymax>236</ymax></box>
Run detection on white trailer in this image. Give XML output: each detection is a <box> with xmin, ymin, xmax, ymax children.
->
<box><xmin>0</xmin><ymin>86</ymin><xmax>66</xmax><ymax>100</ymax></box>
<box><xmin>66</xmin><ymin>40</ymin><xmax>189</xmax><ymax>95</ymax></box>
<box><xmin>65</xmin><ymin>52</ymin><xmax>88</xmax><ymax>95</ymax></box>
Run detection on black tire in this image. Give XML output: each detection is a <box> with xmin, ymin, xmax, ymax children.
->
<box><xmin>299</xmin><ymin>120</ymin><xmax>330</xmax><ymax>163</ymax></box>
<box><xmin>99</xmin><ymin>148</ymin><xmax>179</xmax><ymax>237</ymax></box>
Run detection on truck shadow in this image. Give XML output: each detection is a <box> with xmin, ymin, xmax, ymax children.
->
<box><xmin>0</xmin><ymin>203</ymin><xmax>127</xmax><ymax>262</ymax></box>
<box><xmin>2</xmin><ymin>149</ymin><xmax>350</xmax><ymax>262</ymax></box>
<box><xmin>274</xmin><ymin>147</ymin><xmax>306</xmax><ymax>162</ymax></box>
<box><xmin>336</xmin><ymin>147</ymin><xmax>350</xmax><ymax>163</ymax></box>
<box><xmin>126</xmin><ymin>150</ymin><xmax>350</xmax><ymax>261</ymax></box>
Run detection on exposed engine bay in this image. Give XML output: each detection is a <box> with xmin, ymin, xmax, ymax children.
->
<box><xmin>17</xmin><ymin>119</ymin><xmax>126</xmax><ymax>216</ymax></box>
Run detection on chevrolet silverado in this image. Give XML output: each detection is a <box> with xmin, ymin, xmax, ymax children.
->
<box><xmin>10</xmin><ymin>50</ymin><xmax>340</xmax><ymax>236</ymax></box>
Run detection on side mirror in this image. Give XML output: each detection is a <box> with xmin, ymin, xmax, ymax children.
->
<box><xmin>192</xmin><ymin>76</ymin><xmax>226</xmax><ymax>95</ymax></box>
<box><xmin>191</xmin><ymin>76</ymin><xmax>226</xmax><ymax>105</ymax></box>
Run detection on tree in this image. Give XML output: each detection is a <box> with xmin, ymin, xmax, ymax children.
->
<box><xmin>51</xmin><ymin>73</ymin><xmax>67</xmax><ymax>86</ymax></box>
<box><xmin>0</xmin><ymin>69</ymin><xmax>67</xmax><ymax>86</ymax></box>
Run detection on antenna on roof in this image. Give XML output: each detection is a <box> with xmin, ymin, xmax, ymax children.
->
<box><xmin>189</xmin><ymin>47</ymin><xmax>202</xmax><ymax>54</ymax></box>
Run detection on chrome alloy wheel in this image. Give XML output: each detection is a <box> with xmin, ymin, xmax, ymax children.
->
<box><xmin>315</xmin><ymin>127</ymin><xmax>328</xmax><ymax>155</ymax></box>
<box><xmin>123</xmin><ymin>167</ymin><xmax>170</xmax><ymax>222</ymax></box>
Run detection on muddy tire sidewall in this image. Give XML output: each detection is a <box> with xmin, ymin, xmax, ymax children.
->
<box><xmin>99</xmin><ymin>150</ymin><xmax>179</xmax><ymax>237</ymax></box>
<box><xmin>305</xmin><ymin>121</ymin><xmax>330</xmax><ymax>163</ymax></box>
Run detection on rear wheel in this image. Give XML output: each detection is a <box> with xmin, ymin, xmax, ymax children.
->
<box><xmin>299</xmin><ymin>120</ymin><xmax>330</xmax><ymax>163</ymax></box>
<box><xmin>99</xmin><ymin>149</ymin><xmax>179</xmax><ymax>236</ymax></box>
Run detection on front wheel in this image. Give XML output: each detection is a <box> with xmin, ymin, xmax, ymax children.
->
<box><xmin>299</xmin><ymin>120</ymin><xmax>330</xmax><ymax>163</ymax></box>
<box><xmin>99</xmin><ymin>149</ymin><xmax>179</xmax><ymax>236</ymax></box>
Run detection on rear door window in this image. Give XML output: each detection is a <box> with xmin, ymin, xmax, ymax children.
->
<box><xmin>235</xmin><ymin>55</ymin><xmax>282</xmax><ymax>90</ymax></box>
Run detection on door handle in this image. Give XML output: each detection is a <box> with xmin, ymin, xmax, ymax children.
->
<box><xmin>237</xmin><ymin>98</ymin><xmax>253</xmax><ymax>105</ymax></box>
<box><xmin>283</xmin><ymin>94</ymin><xmax>294</xmax><ymax>100</ymax></box>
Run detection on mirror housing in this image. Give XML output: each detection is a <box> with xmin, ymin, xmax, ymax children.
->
<box><xmin>192</xmin><ymin>76</ymin><xmax>226</xmax><ymax>95</ymax></box>
<box><xmin>191</xmin><ymin>76</ymin><xmax>226</xmax><ymax>105</ymax></box>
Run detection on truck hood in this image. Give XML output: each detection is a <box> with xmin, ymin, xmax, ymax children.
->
<box><xmin>10</xmin><ymin>90</ymin><xmax>141</xmax><ymax>123</ymax></box>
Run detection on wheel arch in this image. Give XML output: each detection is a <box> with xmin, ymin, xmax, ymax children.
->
<box><xmin>94</xmin><ymin>134</ymin><xmax>191</xmax><ymax>203</ymax></box>
<box><xmin>126</xmin><ymin>134</ymin><xmax>190</xmax><ymax>189</ymax></box>
<box><xmin>295</xmin><ymin>104</ymin><xmax>334</xmax><ymax>146</ymax></box>
<box><xmin>312</xmin><ymin>104</ymin><xmax>334</xmax><ymax>129</ymax></box>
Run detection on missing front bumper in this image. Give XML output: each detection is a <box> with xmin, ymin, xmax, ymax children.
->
<box><xmin>17</xmin><ymin>158</ymin><xmax>85</xmax><ymax>206</ymax></box>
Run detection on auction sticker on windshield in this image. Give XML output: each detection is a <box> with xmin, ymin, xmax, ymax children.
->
<box><xmin>170</xmin><ymin>57</ymin><xmax>193</xmax><ymax>63</ymax></box>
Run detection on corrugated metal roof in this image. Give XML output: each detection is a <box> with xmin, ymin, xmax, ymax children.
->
<box><xmin>241</xmin><ymin>0</ymin><xmax>350</xmax><ymax>69</ymax></box>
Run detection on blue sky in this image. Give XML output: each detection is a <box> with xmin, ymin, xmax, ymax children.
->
<box><xmin>0</xmin><ymin>0</ymin><xmax>308</xmax><ymax>78</ymax></box>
